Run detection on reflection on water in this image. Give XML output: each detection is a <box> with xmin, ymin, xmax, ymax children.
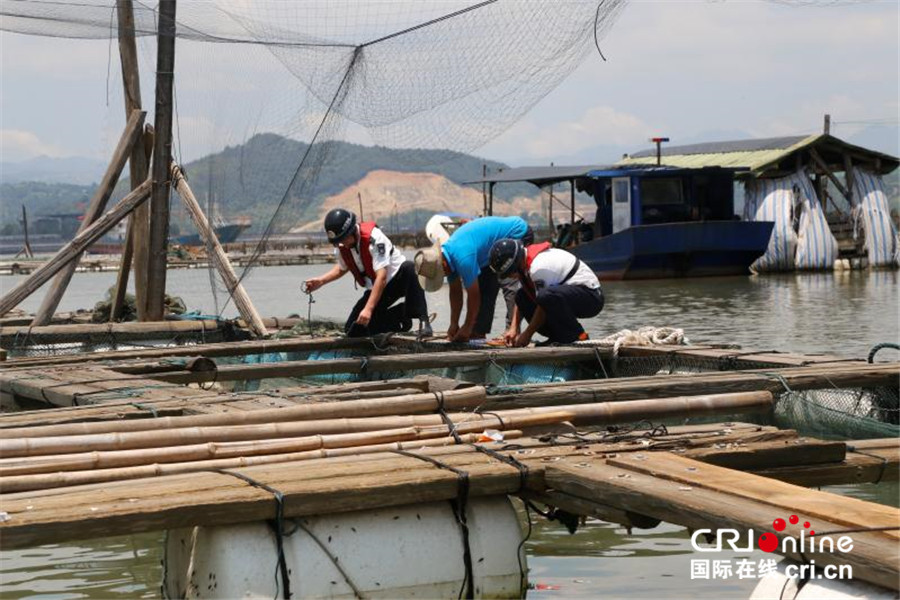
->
<box><xmin>1</xmin><ymin>267</ymin><xmax>897</xmax><ymax>598</ymax></box>
<box><xmin>4</xmin><ymin>266</ymin><xmax>896</xmax><ymax>359</ymax></box>
<box><xmin>0</xmin><ymin>533</ymin><xmax>162</xmax><ymax>599</ymax></box>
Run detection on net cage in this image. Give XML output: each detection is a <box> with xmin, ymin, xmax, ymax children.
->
<box><xmin>215</xmin><ymin>343</ymin><xmax>900</xmax><ymax>440</ymax></box>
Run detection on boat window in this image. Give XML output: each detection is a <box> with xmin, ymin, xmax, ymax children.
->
<box><xmin>641</xmin><ymin>178</ymin><xmax>684</xmax><ymax>206</ymax></box>
<box><xmin>614</xmin><ymin>180</ymin><xmax>629</xmax><ymax>203</ymax></box>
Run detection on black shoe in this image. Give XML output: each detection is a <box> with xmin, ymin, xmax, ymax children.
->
<box><xmin>418</xmin><ymin>321</ymin><xmax>434</xmax><ymax>338</ymax></box>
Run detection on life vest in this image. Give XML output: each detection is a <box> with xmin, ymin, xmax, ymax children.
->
<box><xmin>521</xmin><ymin>242</ymin><xmax>583</xmax><ymax>301</ymax></box>
<box><xmin>522</xmin><ymin>242</ymin><xmax>552</xmax><ymax>300</ymax></box>
<box><xmin>340</xmin><ymin>221</ymin><xmax>378</xmax><ymax>287</ymax></box>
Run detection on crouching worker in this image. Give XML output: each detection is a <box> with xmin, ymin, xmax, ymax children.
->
<box><xmin>490</xmin><ymin>238</ymin><xmax>603</xmax><ymax>346</ymax></box>
<box><xmin>304</xmin><ymin>208</ymin><xmax>432</xmax><ymax>337</ymax></box>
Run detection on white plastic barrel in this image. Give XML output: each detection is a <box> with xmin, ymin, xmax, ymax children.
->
<box><xmin>165</xmin><ymin>496</ymin><xmax>526</xmax><ymax>599</ymax></box>
<box><xmin>750</xmin><ymin>559</ymin><xmax>895</xmax><ymax>600</ymax></box>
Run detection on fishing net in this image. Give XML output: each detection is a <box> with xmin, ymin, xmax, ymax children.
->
<box><xmin>1</xmin><ymin>0</ymin><xmax>625</xmax><ymax>316</ymax></box>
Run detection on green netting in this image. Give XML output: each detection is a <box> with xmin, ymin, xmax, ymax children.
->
<box><xmin>774</xmin><ymin>387</ymin><xmax>899</xmax><ymax>440</ymax></box>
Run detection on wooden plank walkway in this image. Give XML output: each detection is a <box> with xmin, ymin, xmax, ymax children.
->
<box><xmin>1</xmin><ymin>429</ymin><xmax>896</xmax><ymax>589</ymax></box>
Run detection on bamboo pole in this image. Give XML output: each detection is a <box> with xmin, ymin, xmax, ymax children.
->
<box><xmin>2</xmin><ymin>386</ymin><xmax>488</xmax><ymax>438</ymax></box>
<box><xmin>0</xmin><ymin>180</ymin><xmax>153</xmax><ymax>317</ymax></box>
<box><xmin>171</xmin><ymin>164</ymin><xmax>268</xmax><ymax>337</ymax></box>
<box><xmin>0</xmin><ymin>391</ymin><xmax>772</xmax><ymax>458</ymax></box>
<box><xmin>142</xmin><ymin>346</ymin><xmax>609</xmax><ymax>383</ymax></box>
<box><xmin>111</xmin><ymin>0</ymin><xmax>152</xmax><ymax>321</ymax></box>
<box><xmin>145</xmin><ymin>0</ymin><xmax>177</xmax><ymax>320</ymax></box>
<box><xmin>0</xmin><ymin>418</ymin><xmax>535</xmax><ymax>480</ymax></box>
<box><xmin>0</xmin><ymin>430</ymin><xmax>527</xmax><ymax>492</ymax></box>
<box><xmin>31</xmin><ymin>109</ymin><xmax>146</xmax><ymax>326</ymax></box>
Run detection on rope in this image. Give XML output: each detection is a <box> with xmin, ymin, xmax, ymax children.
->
<box><xmin>595</xmin><ymin>326</ymin><xmax>686</xmax><ymax>357</ymax></box>
<box><xmin>846</xmin><ymin>445</ymin><xmax>890</xmax><ymax>484</ymax></box>
<box><xmin>393</xmin><ymin>450</ymin><xmax>474</xmax><ymax>600</ymax></box>
<box><xmin>215</xmin><ymin>470</ymin><xmax>292</xmax><ymax>599</ymax></box>
<box><xmin>129</xmin><ymin>402</ymin><xmax>160</xmax><ymax>418</ymax></box>
<box><xmin>868</xmin><ymin>342</ymin><xmax>900</xmax><ymax>364</ymax></box>
<box><xmin>290</xmin><ymin>520</ymin><xmax>363</xmax><ymax>599</ymax></box>
<box><xmin>433</xmin><ymin>391</ymin><xmax>464</xmax><ymax>444</ymax></box>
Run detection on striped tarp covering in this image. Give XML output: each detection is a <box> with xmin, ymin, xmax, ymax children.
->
<box><xmin>743</xmin><ymin>176</ymin><xmax>798</xmax><ymax>272</ymax></box>
<box><xmin>851</xmin><ymin>167</ymin><xmax>899</xmax><ymax>267</ymax></box>
<box><xmin>793</xmin><ymin>170</ymin><xmax>838</xmax><ymax>270</ymax></box>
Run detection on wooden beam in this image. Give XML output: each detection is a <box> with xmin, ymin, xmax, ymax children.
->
<box><xmin>843</xmin><ymin>153</ymin><xmax>855</xmax><ymax>207</ymax></box>
<box><xmin>130</xmin><ymin>345</ymin><xmax>609</xmax><ymax>383</ymax></box>
<box><xmin>171</xmin><ymin>164</ymin><xmax>268</xmax><ymax>337</ymax></box>
<box><xmin>0</xmin><ymin>181</ymin><xmax>152</xmax><ymax>317</ymax></box>
<box><xmin>112</xmin><ymin>0</ymin><xmax>152</xmax><ymax>322</ymax></box>
<box><xmin>145</xmin><ymin>0</ymin><xmax>177</xmax><ymax>320</ymax></box>
<box><xmin>809</xmin><ymin>147</ymin><xmax>850</xmax><ymax>200</ymax></box>
<box><xmin>30</xmin><ymin>109</ymin><xmax>146</xmax><ymax>326</ymax></box>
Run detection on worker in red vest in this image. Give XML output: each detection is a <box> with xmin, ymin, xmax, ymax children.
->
<box><xmin>304</xmin><ymin>209</ymin><xmax>432</xmax><ymax>337</ymax></box>
<box><xmin>489</xmin><ymin>238</ymin><xmax>603</xmax><ymax>346</ymax></box>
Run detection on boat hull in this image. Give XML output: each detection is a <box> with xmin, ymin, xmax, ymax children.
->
<box><xmin>571</xmin><ymin>221</ymin><xmax>775</xmax><ymax>280</ymax></box>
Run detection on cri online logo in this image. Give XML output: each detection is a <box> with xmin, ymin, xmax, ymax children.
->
<box><xmin>691</xmin><ymin>515</ymin><xmax>854</xmax><ymax>554</ymax></box>
<box><xmin>758</xmin><ymin>515</ymin><xmax>814</xmax><ymax>553</ymax></box>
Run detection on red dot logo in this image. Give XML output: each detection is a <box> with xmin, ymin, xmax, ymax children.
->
<box><xmin>773</xmin><ymin>518</ymin><xmax>786</xmax><ymax>531</ymax></box>
<box><xmin>803</xmin><ymin>521</ymin><xmax>810</xmax><ymax>528</ymax></box>
<box><xmin>758</xmin><ymin>532</ymin><xmax>779</xmax><ymax>553</ymax></box>
<box><xmin>789</xmin><ymin>515</ymin><xmax>799</xmax><ymax>525</ymax></box>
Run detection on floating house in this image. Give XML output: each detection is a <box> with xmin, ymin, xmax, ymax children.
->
<box><xmin>474</xmin><ymin>133</ymin><xmax>899</xmax><ymax>278</ymax></box>
<box><xmin>619</xmin><ymin>133</ymin><xmax>900</xmax><ymax>272</ymax></box>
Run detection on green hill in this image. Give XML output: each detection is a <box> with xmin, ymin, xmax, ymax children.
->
<box><xmin>1</xmin><ymin>134</ymin><xmax>534</xmax><ymax>235</ymax></box>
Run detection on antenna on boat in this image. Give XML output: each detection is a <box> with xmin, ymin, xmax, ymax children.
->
<box><xmin>650</xmin><ymin>137</ymin><xmax>670</xmax><ymax>166</ymax></box>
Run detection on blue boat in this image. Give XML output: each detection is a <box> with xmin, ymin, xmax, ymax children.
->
<box><xmin>472</xmin><ymin>164</ymin><xmax>773</xmax><ymax>280</ymax></box>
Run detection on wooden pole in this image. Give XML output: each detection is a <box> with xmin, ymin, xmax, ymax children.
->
<box><xmin>14</xmin><ymin>206</ymin><xmax>33</xmax><ymax>259</ymax></box>
<box><xmin>112</xmin><ymin>0</ymin><xmax>152</xmax><ymax>322</ymax></box>
<box><xmin>171</xmin><ymin>164</ymin><xmax>268</xmax><ymax>337</ymax></box>
<box><xmin>4</xmin><ymin>386</ymin><xmax>488</xmax><ymax>438</ymax></box>
<box><xmin>31</xmin><ymin>109</ymin><xmax>146</xmax><ymax>326</ymax></box>
<box><xmin>145</xmin><ymin>0</ymin><xmax>177</xmax><ymax>320</ymax></box>
<box><xmin>0</xmin><ymin>392</ymin><xmax>770</xmax><ymax>457</ymax></box>
<box><xmin>0</xmin><ymin>181</ymin><xmax>152</xmax><ymax>317</ymax></box>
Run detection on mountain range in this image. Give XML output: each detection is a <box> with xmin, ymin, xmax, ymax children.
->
<box><xmin>2</xmin><ymin>127</ymin><xmax>897</xmax><ymax>236</ymax></box>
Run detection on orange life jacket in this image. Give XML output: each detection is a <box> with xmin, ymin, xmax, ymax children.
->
<box><xmin>339</xmin><ymin>221</ymin><xmax>378</xmax><ymax>287</ymax></box>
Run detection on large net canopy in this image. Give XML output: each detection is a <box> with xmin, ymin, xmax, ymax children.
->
<box><xmin>2</xmin><ymin>0</ymin><xmax>625</xmax><ymax>311</ymax></box>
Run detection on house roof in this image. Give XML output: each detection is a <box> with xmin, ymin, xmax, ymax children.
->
<box><xmin>464</xmin><ymin>165</ymin><xmax>615</xmax><ymax>186</ymax></box>
<box><xmin>618</xmin><ymin>134</ymin><xmax>899</xmax><ymax>176</ymax></box>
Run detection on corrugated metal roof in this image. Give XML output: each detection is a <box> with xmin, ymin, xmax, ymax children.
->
<box><xmin>619</xmin><ymin>134</ymin><xmax>899</xmax><ymax>175</ymax></box>
<box><xmin>464</xmin><ymin>165</ymin><xmax>616</xmax><ymax>185</ymax></box>
<box><xmin>628</xmin><ymin>135</ymin><xmax>810</xmax><ymax>158</ymax></box>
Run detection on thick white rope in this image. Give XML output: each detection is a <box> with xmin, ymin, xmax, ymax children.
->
<box><xmin>586</xmin><ymin>326</ymin><xmax>687</xmax><ymax>356</ymax></box>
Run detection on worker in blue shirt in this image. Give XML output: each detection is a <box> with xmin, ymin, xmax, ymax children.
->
<box><xmin>414</xmin><ymin>216</ymin><xmax>533</xmax><ymax>342</ymax></box>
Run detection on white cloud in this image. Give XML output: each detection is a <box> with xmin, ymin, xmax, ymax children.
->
<box><xmin>0</xmin><ymin>129</ymin><xmax>64</xmax><ymax>161</ymax></box>
<box><xmin>486</xmin><ymin>105</ymin><xmax>652</xmax><ymax>161</ymax></box>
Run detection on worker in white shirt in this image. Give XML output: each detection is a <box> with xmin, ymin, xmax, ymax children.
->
<box><xmin>304</xmin><ymin>208</ymin><xmax>432</xmax><ymax>337</ymax></box>
<box><xmin>489</xmin><ymin>238</ymin><xmax>603</xmax><ymax>346</ymax></box>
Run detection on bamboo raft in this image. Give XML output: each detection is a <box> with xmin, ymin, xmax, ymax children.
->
<box><xmin>1</xmin><ymin>327</ymin><xmax>898</xmax><ymax>594</ymax></box>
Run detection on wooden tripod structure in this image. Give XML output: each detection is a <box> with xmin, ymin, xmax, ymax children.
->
<box><xmin>0</xmin><ymin>0</ymin><xmax>267</xmax><ymax>338</ymax></box>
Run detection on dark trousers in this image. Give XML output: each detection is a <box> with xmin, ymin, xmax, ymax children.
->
<box><xmin>473</xmin><ymin>226</ymin><xmax>535</xmax><ymax>335</ymax></box>
<box><xmin>345</xmin><ymin>260</ymin><xmax>429</xmax><ymax>337</ymax></box>
<box><xmin>515</xmin><ymin>284</ymin><xmax>604</xmax><ymax>343</ymax></box>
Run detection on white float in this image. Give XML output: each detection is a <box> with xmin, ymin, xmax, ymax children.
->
<box><xmin>164</xmin><ymin>496</ymin><xmax>526</xmax><ymax>599</ymax></box>
<box><xmin>750</xmin><ymin>559</ymin><xmax>895</xmax><ymax>600</ymax></box>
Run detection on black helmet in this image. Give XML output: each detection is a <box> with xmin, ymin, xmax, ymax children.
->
<box><xmin>489</xmin><ymin>238</ymin><xmax>525</xmax><ymax>277</ymax></box>
<box><xmin>324</xmin><ymin>209</ymin><xmax>357</xmax><ymax>245</ymax></box>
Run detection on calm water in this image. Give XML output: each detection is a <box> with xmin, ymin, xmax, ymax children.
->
<box><xmin>1</xmin><ymin>265</ymin><xmax>898</xmax><ymax>599</ymax></box>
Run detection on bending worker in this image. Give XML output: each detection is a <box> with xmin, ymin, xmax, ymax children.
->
<box><xmin>414</xmin><ymin>216</ymin><xmax>532</xmax><ymax>342</ymax></box>
<box><xmin>489</xmin><ymin>238</ymin><xmax>603</xmax><ymax>346</ymax></box>
<box><xmin>305</xmin><ymin>208</ymin><xmax>432</xmax><ymax>337</ymax></box>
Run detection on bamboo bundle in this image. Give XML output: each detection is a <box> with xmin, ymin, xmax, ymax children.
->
<box><xmin>0</xmin><ymin>423</ymin><xmax>536</xmax><ymax>492</ymax></box>
<box><xmin>0</xmin><ymin>391</ymin><xmax>772</xmax><ymax>458</ymax></box>
<box><xmin>0</xmin><ymin>413</ymin><xmax>539</xmax><ymax>477</ymax></box>
<box><xmin>1</xmin><ymin>386</ymin><xmax>487</xmax><ymax>439</ymax></box>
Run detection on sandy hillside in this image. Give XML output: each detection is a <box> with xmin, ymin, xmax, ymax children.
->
<box><xmin>291</xmin><ymin>170</ymin><xmax>552</xmax><ymax>232</ymax></box>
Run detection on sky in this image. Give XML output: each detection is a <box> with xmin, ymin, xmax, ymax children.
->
<box><xmin>1</xmin><ymin>0</ymin><xmax>898</xmax><ymax>167</ymax></box>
